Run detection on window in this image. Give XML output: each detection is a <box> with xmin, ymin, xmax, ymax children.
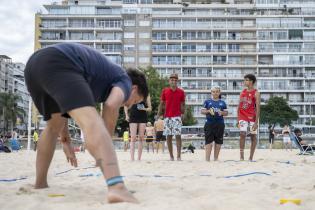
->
<box><xmin>124</xmin><ymin>44</ymin><xmax>135</xmax><ymax>51</ymax></box>
<box><xmin>124</xmin><ymin>32</ymin><xmax>135</xmax><ymax>38</ymax></box>
<box><xmin>124</xmin><ymin>56</ymin><xmax>135</xmax><ymax>63</ymax></box>
<box><xmin>124</xmin><ymin>20</ymin><xmax>135</xmax><ymax>26</ymax></box>
<box><xmin>139</xmin><ymin>21</ymin><xmax>150</xmax><ymax>26</ymax></box>
<box><xmin>139</xmin><ymin>57</ymin><xmax>150</xmax><ymax>63</ymax></box>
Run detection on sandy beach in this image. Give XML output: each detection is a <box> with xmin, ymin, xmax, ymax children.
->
<box><xmin>0</xmin><ymin>149</ymin><xmax>314</xmax><ymax>210</ymax></box>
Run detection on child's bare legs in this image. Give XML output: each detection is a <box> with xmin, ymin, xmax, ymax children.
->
<box><xmin>129</xmin><ymin>123</ymin><xmax>137</xmax><ymax>161</ymax></box>
<box><xmin>138</xmin><ymin>123</ymin><xmax>146</xmax><ymax>160</ymax></box>
<box><xmin>35</xmin><ymin>113</ymin><xmax>67</xmax><ymax>188</ymax></box>
<box><xmin>214</xmin><ymin>143</ymin><xmax>222</xmax><ymax>161</ymax></box>
<box><xmin>240</xmin><ymin>132</ymin><xmax>246</xmax><ymax>160</ymax></box>
<box><xmin>249</xmin><ymin>134</ymin><xmax>257</xmax><ymax>161</ymax></box>
<box><xmin>69</xmin><ymin>107</ymin><xmax>137</xmax><ymax>203</ymax></box>
<box><xmin>205</xmin><ymin>143</ymin><xmax>213</xmax><ymax>161</ymax></box>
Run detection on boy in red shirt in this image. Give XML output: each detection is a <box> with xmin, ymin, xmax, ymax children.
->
<box><xmin>237</xmin><ymin>74</ymin><xmax>260</xmax><ymax>161</ymax></box>
<box><xmin>158</xmin><ymin>73</ymin><xmax>185</xmax><ymax>161</ymax></box>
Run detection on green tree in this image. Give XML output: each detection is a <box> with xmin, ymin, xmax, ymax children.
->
<box><xmin>182</xmin><ymin>105</ymin><xmax>198</xmax><ymax>126</ymax></box>
<box><xmin>260</xmin><ymin>96</ymin><xmax>299</xmax><ymax>127</ymax></box>
<box><xmin>0</xmin><ymin>92</ymin><xmax>26</xmax><ymax>133</ymax></box>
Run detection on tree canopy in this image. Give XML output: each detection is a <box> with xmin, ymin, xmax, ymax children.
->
<box><xmin>260</xmin><ymin>96</ymin><xmax>299</xmax><ymax>127</ymax></box>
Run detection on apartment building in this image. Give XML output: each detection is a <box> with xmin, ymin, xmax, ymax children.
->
<box><xmin>0</xmin><ymin>56</ymin><xmax>29</xmax><ymax>130</ymax></box>
<box><xmin>35</xmin><ymin>0</ymin><xmax>315</xmax><ymax>133</ymax></box>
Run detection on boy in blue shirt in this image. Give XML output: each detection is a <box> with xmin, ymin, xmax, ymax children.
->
<box><xmin>201</xmin><ymin>86</ymin><xmax>228</xmax><ymax>161</ymax></box>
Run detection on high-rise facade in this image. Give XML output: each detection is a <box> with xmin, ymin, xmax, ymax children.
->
<box><xmin>0</xmin><ymin>55</ymin><xmax>29</xmax><ymax>130</ymax></box>
<box><xmin>35</xmin><ymin>0</ymin><xmax>315</xmax><ymax>133</ymax></box>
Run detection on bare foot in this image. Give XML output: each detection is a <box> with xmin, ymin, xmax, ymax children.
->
<box><xmin>34</xmin><ymin>182</ymin><xmax>48</xmax><ymax>189</ymax></box>
<box><xmin>107</xmin><ymin>183</ymin><xmax>139</xmax><ymax>204</ymax></box>
<box><xmin>177</xmin><ymin>157</ymin><xmax>181</xmax><ymax>161</ymax></box>
<box><xmin>170</xmin><ymin>157</ymin><xmax>174</xmax><ymax>161</ymax></box>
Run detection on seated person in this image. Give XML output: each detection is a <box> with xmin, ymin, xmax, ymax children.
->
<box><xmin>0</xmin><ymin>135</ymin><xmax>11</xmax><ymax>153</ymax></box>
<box><xmin>294</xmin><ymin>128</ymin><xmax>315</xmax><ymax>150</ymax></box>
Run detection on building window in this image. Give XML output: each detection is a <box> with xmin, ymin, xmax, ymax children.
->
<box><xmin>124</xmin><ymin>56</ymin><xmax>135</xmax><ymax>63</ymax></box>
<box><xmin>139</xmin><ymin>57</ymin><xmax>150</xmax><ymax>63</ymax></box>
<box><xmin>139</xmin><ymin>21</ymin><xmax>150</xmax><ymax>26</ymax></box>
<box><xmin>124</xmin><ymin>32</ymin><xmax>135</xmax><ymax>39</ymax></box>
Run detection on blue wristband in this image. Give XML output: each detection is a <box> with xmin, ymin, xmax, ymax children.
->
<box><xmin>106</xmin><ymin>176</ymin><xmax>124</xmax><ymax>186</ymax></box>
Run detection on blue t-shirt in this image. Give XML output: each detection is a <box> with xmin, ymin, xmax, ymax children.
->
<box><xmin>203</xmin><ymin>99</ymin><xmax>227</xmax><ymax>124</ymax></box>
<box><xmin>51</xmin><ymin>43</ymin><xmax>131</xmax><ymax>103</ymax></box>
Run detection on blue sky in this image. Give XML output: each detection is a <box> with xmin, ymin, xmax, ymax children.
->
<box><xmin>0</xmin><ymin>0</ymin><xmax>55</xmax><ymax>63</ymax></box>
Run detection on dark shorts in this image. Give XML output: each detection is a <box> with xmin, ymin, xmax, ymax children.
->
<box><xmin>204</xmin><ymin>123</ymin><xmax>225</xmax><ymax>145</ymax></box>
<box><xmin>269</xmin><ymin>136</ymin><xmax>274</xmax><ymax>144</ymax></box>
<box><xmin>24</xmin><ymin>47</ymin><xmax>95</xmax><ymax>121</ymax></box>
<box><xmin>155</xmin><ymin>131</ymin><xmax>166</xmax><ymax>142</ymax></box>
<box><xmin>146</xmin><ymin>136</ymin><xmax>154</xmax><ymax>143</ymax></box>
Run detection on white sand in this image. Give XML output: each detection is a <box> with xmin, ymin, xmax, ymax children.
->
<box><xmin>0</xmin><ymin>149</ymin><xmax>315</xmax><ymax>210</ymax></box>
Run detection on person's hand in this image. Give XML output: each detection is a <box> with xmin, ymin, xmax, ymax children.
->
<box><xmin>61</xmin><ymin>136</ymin><xmax>77</xmax><ymax>167</ymax></box>
<box><xmin>125</xmin><ymin>115</ymin><xmax>130</xmax><ymax>122</ymax></box>
<box><xmin>252</xmin><ymin>122</ymin><xmax>258</xmax><ymax>131</ymax></box>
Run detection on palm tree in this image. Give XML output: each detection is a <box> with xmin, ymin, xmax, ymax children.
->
<box><xmin>0</xmin><ymin>92</ymin><xmax>26</xmax><ymax>133</ymax></box>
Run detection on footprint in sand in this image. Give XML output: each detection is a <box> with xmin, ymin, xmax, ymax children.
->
<box><xmin>270</xmin><ymin>183</ymin><xmax>278</xmax><ymax>189</ymax></box>
<box><xmin>16</xmin><ymin>185</ymin><xmax>34</xmax><ymax>195</ymax></box>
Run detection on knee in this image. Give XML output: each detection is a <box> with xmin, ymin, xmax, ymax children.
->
<box><xmin>240</xmin><ymin>132</ymin><xmax>246</xmax><ymax>137</ymax></box>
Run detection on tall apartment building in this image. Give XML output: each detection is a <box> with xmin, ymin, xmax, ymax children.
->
<box><xmin>34</xmin><ymin>0</ymin><xmax>315</xmax><ymax>133</ymax></box>
<box><xmin>0</xmin><ymin>55</ymin><xmax>29</xmax><ymax>130</ymax></box>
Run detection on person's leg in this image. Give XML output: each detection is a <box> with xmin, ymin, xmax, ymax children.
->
<box><xmin>240</xmin><ymin>132</ymin><xmax>246</xmax><ymax>160</ymax></box>
<box><xmin>166</xmin><ymin>135</ymin><xmax>174</xmax><ymax>160</ymax></box>
<box><xmin>35</xmin><ymin>113</ymin><xmax>66</xmax><ymax>188</ymax></box>
<box><xmin>214</xmin><ymin>144</ymin><xmax>222</xmax><ymax>161</ymax></box>
<box><xmin>129</xmin><ymin>123</ymin><xmax>137</xmax><ymax>161</ymax></box>
<box><xmin>249</xmin><ymin>134</ymin><xmax>257</xmax><ymax>161</ymax></box>
<box><xmin>288</xmin><ymin>141</ymin><xmax>292</xmax><ymax>151</ymax></box>
<box><xmin>146</xmin><ymin>141</ymin><xmax>149</xmax><ymax>153</ymax></box>
<box><xmin>175</xmin><ymin>135</ymin><xmax>182</xmax><ymax>160</ymax></box>
<box><xmin>205</xmin><ymin>143</ymin><xmax>213</xmax><ymax>161</ymax></box>
<box><xmin>69</xmin><ymin>106</ymin><xmax>137</xmax><ymax>203</ymax></box>
<box><xmin>138</xmin><ymin>123</ymin><xmax>146</xmax><ymax>160</ymax></box>
<box><xmin>239</xmin><ymin>121</ymin><xmax>247</xmax><ymax>160</ymax></box>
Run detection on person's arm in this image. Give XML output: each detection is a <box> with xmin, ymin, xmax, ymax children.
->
<box><xmin>181</xmin><ymin>91</ymin><xmax>185</xmax><ymax>115</ymax></box>
<box><xmin>252</xmin><ymin>91</ymin><xmax>261</xmax><ymax>131</ymax></box>
<box><xmin>144</xmin><ymin>95</ymin><xmax>152</xmax><ymax>112</ymax></box>
<box><xmin>124</xmin><ymin>106</ymin><xmax>129</xmax><ymax>122</ymax></box>
<box><xmin>59</xmin><ymin>120</ymin><xmax>78</xmax><ymax>167</ymax></box>
<box><xmin>60</xmin><ymin>120</ymin><xmax>71</xmax><ymax>143</ymax></box>
<box><xmin>102</xmin><ymin>86</ymin><xmax>125</xmax><ymax>136</ymax></box>
<box><xmin>157</xmin><ymin>100</ymin><xmax>165</xmax><ymax>117</ymax></box>
<box><xmin>218</xmin><ymin>102</ymin><xmax>228</xmax><ymax>116</ymax></box>
<box><xmin>201</xmin><ymin>108</ymin><xmax>210</xmax><ymax>115</ymax></box>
